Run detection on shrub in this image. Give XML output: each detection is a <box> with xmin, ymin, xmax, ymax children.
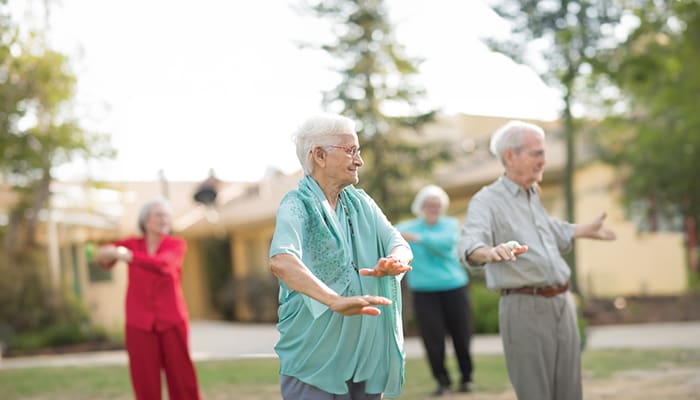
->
<box><xmin>469</xmin><ymin>278</ymin><xmax>500</xmax><ymax>334</ymax></box>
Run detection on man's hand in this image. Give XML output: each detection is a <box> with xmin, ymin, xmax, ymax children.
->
<box><xmin>468</xmin><ymin>240</ymin><xmax>528</xmax><ymax>265</ymax></box>
<box><xmin>329</xmin><ymin>294</ymin><xmax>393</xmax><ymax>316</ymax></box>
<box><xmin>576</xmin><ymin>212</ymin><xmax>617</xmax><ymax>240</ymax></box>
<box><xmin>359</xmin><ymin>256</ymin><xmax>412</xmax><ymax>278</ymax></box>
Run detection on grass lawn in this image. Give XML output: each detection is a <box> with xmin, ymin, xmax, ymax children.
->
<box><xmin>1</xmin><ymin>349</ymin><xmax>699</xmax><ymax>399</ymax></box>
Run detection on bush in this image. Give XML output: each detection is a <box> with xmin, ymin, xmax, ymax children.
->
<box><xmin>469</xmin><ymin>278</ymin><xmax>500</xmax><ymax>334</ymax></box>
<box><xmin>216</xmin><ymin>274</ymin><xmax>280</xmax><ymax>323</ymax></box>
<box><xmin>8</xmin><ymin>322</ymin><xmax>109</xmax><ymax>352</ymax></box>
<box><xmin>0</xmin><ymin>248</ymin><xmax>113</xmax><ymax>354</ymax></box>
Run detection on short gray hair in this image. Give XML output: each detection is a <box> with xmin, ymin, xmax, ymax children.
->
<box><xmin>292</xmin><ymin>113</ymin><xmax>356</xmax><ymax>175</ymax></box>
<box><xmin>489</xmin><ymin>120</ymin><xmax>546</xmax><ymax>165</ymax></box>
<box><xmin>137</xmin><ymin>197</ymin><xmax>172</xmax><ymax>234</ymax></box>
<box><xmin>411</xmin><ymin>185</ymin><xmax>450</xmax><ymax>217</ymax></box>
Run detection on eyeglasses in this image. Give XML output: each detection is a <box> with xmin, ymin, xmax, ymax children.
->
<box><xmin>328</xmin><ymin>145</ymin><xmax>361</xmax><ymax>157</ymax></box>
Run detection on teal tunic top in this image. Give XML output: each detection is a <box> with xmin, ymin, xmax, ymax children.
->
<box><xmin>269</xmin><ymin>176</ymin><xmax>409</xmax><ymax>397</ymax></box>
<box><xmin>395</xmin><ymin>216</ymin><xmax>468</xmax><ymax>292</ymax></box>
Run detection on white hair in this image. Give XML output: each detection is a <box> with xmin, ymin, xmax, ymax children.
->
<box><xmin>489</xmin><ymin>120</ymin><xmax>546</xmax><ymax>165</ymax></box>
<box><xmin>292</xmin><ymin>113</ymin><xmax>356</xmax><ymax>175</ymax></box>
<box><xmin>137</xmin><ymin>197</ymin><xmax>172</xmax><ymax>233</ymax></box>
<box><xmin>411</xmin><ymin>185</ymin><xmax>450</xmax><ymax>217</ymax></box>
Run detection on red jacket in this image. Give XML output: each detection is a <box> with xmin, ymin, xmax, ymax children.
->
<box><xmin>113</xmin><ymin>235</ymin><xmax>189</xmax><ymax>331</ymax></box>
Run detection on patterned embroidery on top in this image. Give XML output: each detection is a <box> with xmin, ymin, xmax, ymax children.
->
<box><xmin>289</xmin><ymin>196</ymin><xmax>354</xmax><ymax>290</ymax></box>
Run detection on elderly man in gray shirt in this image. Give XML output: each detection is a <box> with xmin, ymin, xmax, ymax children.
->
<box><xmin>458</xmin><ymin>120</ymin><xmax>616</xmax><ymax>400</ymax></box>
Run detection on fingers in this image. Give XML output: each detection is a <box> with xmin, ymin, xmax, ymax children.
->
<box><xmin>360</xmin><ymin>257</ymin><xmax>412</xmax><ymax>277</ymax></box>
<box><xmin>513</xmin><ymin>245</ymin><xmax>528</xmax><ymax>255</ymax></box>
<box><xmin>330</xmin><ymin>295</ymin><xmax>392</xmax><ymax>316</ymax></box>
<box><xmin>359</xmin><ymin>306</ymin><xmax>381</xmax><ymax>316</ymax></box>
<box><xmin>491</xmin><ymin>241</ymin><xmax>528</xmax><ymax>262</ymax></box>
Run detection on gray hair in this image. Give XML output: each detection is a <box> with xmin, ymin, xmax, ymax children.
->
<box><xmin>137</xmin><ymin>197</ymin><xmax>172</xmax><ymax>234</ymax></box>
<box><xmin>489</xmin><ymin>120</ymin><xmax>546</xmax><ymax>165</ymax></box>
<box><xmin>411</xmin><ymin>185</ymin><xmax>450</xmax><ymax>217</ymax></box>
<box><xmin>292</xmin><ymin>113</ymin><xmax>356</xmax><ymax>175</ymax></box>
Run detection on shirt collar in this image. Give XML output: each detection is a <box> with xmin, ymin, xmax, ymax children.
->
<box><xmin>498</xmin><ymin>175</ymin><xmax>536</xmax><ymax>198</ymax></box>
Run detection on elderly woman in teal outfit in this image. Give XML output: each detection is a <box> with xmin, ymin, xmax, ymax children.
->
<box><xmin>396</xmin><ymin>185</ymin><xmax>474</xmax><ymax>397</ymax></box>
<box><xmin>269</xmin><ymin>113</ymin><xmax>413</xmax><ymax>400</ymax></box>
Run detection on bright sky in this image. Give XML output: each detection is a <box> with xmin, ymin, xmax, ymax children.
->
<box><xmin>16</xmin><ymin>0</ymin><xmax>561</xmax><ymax>183</ymax></box>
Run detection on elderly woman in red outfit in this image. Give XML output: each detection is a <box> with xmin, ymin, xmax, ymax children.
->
<box><xmin>96</xmin><ymin>197</ymin><xmax>201</xmax><ymax>400</ymax></box>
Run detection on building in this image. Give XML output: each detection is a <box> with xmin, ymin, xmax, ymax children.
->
<box><xmin>4</xmin><ymin>113</ymin><xmax>687</xmax><ymax>331</ymax></box>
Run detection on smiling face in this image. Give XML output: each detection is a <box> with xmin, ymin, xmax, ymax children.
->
<box><xmin>313</xmin><ymin>133</ymin><xmax>364</xmax><ymax>188</ymax></box>
<box><xmin>504</xmin><ymin>130</ymin><xmax>546</xmax><ymax>189</ymax></box>
<box><xmin>143</xmin><ymin>203</ymin><xmax>172</xmax><ymax>236</ymax></box>
<box><xmin>421</xmin><ymin>196</ymin><xmax>443</xmax><ymax>225</ymax></box>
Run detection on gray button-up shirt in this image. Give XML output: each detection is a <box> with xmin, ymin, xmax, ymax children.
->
<box><xmin>458</xmin><ymin>175</ymin><xmax>575</xmax><ymax>290</ymax></box>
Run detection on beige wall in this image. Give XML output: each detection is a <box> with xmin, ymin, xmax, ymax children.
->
<box><xmin>575</xmin><ymin>163</ymin><xmax>687</xmax><ymax>297</ymax></box>
<box><xmin>81</xmin><ymin>258</ymin><xmax>128</xmax><ymax>333</ymax></box>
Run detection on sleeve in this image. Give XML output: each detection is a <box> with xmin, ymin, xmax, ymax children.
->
<box><xmin>547</xmin><ymin>216</ymin><xmax>576</xmax><ymax>254</ymax></box>
<box><xmin>269</xmin><ymin>194</ymin><xmax>305</xmax><ymax>260</ymax></box>
<box><xmin>458</xmin><ymin>192</ymin><xmax>494</xmax><ymax>269</ymax></box>
<box><xmin>120</xmin><ymin>237</ymin><xmax>186</xmax><ymax>276</ymax></box>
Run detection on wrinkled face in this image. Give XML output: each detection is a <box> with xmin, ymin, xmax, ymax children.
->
<box><xmin>421</xmin><ymin>196</ymin><xmax>442</xmax><ymax>225</ymax></box>
<box><xmin>144</xmin><ymin>203</ymin><xmax>171</xmax><ymax>236</ymax></box>
<box><xmin>321</xmin><ymin>133</ymin><xmax>364</xmax><ymax>186</ymax></box>
<box><xmin>505</xmin><ymin>130</ymin><xmax>546</xmax><ymax>189</ymax></box>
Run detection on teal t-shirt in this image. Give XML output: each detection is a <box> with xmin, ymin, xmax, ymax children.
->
<box><xmin>269</xmin><ymin>176</ymin><xmax>408</xmax><ymax>397</ymax></box>
<box><xmin>396</xmin><ymin>216</ymin><xmax>468</xmax><ymax>291</ymax></box>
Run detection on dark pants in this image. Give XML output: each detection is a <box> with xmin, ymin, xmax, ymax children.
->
<box><xmin>125</xmin><ymin>323</ymin><xmax>201</xmax><ymax>400</ymax></box>
<box><xmin>413</xmin><ymin>286</ymin><xmax>474</xmax><ymax>387</ymax></box>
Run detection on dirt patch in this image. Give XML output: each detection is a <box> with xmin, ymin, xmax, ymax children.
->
<box><xmin>582</xmin><ymin>293</ymin><xmax>700</xmax><ymax>326</ymax></box>
<box><xmin>420</xmin><ymin>367</ymin><xmax>700</xmax><ymax>400</ymax></box>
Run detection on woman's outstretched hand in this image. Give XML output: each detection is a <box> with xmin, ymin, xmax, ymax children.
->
<box><xmin>359</xmin><ymin>256</ymin><xmax>412</xmax><ymax>278</ymax></box>
<box><xmin>329</xmin><ymin>294</ymin><xmax>393</xmax><ymax>316</ymax></box>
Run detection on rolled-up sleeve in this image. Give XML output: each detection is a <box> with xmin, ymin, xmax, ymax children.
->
<box><xmin>547</xmin><ymin>216</ymin><xmax>576</xmax><ymax>254</ymax></box>
<box><xmin>458</xmin><ymin>192</ymin><xmax>493</xmax><ymax>269</ymax></box>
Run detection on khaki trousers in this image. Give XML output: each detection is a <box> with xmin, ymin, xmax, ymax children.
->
<box><xmin>499</xmin><ymin>291</ymin><xmax>582</xmax><ymax>400</ymax></box>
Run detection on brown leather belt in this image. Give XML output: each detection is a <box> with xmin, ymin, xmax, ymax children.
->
<box><xmin>501</xmin><ymin>282</ymin><xmax>569</xmax><ymax>298</ymax></box>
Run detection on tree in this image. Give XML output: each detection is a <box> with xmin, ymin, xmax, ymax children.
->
<box><xmin>593</xmin><ymin>0</ymin><xmax>700</xmax><ymax>273</ymax></box>
<box><xmin>485</xmin><ymin>0</ymin><xmax>624</xmax><ymax>293</ymax></box>
<box><xmin>297</xmin><ymin>0</ymin><xmax>452</xmax><ymax>221</ymax></box>
<box><xmin>0</xmin><ymin>2</ymin><xmax>114</xmax><ymax>344</ymax></box>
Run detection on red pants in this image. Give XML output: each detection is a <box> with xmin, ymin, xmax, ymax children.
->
<box><xmin>126</xmin><ymin>323</ymin><xmax>201</xmax><ymax>400</ymax></box>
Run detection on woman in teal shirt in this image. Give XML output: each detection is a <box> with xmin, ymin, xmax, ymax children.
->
<box><xmin>269</xmin><ymin>113</ymin><xmax>413</xmax><ymax>400</ymax></box>
<box><xmin>396</xmin><ymin>185</ymin><xmax>474</xmax><ymax>396</ymax></box>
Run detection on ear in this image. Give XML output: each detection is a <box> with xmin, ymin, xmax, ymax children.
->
<box><xmin>503</xmin><ymin>148</ymin><xmax>515</xmax><ymax>166</ymax></box>
<box><xmin>312</xmin><ymin>146</ymin><xmax>326</xmax><ymax>166</ymax></box>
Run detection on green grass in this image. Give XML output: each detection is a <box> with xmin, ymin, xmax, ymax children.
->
<box><xmin>1</xmin><ymin>349</ymin><xmax>699</xmax><ymax>400</ymax></box>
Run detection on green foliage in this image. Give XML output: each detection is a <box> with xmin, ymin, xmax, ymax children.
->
<box><xmin>200</xmin><ymin>238</ymin><xmax>234</xmax><ymax>318</ymax></box>
<box><xmin>0</xmin><ymin>248</ymin><xmax>109</xmax><ymax>352</ymax></box>
<box><xmin>0</xmin><ymin>3</ymin><xmax>115</xmax><ymax>351</ymax></box>
<box><xmin>485</xmin><ymin>0</ymin><xmax>625</xmax><ymax>293</ymax></box>
<box><xmin>593</xmin><ymin>1</ymin><xmax>700</xmax><ymax>246</ymax></box>
<box><xmin>0</xmin><ymin>5</ymin><xmax>115</xmax><ymax>253</ymax></box>
<box><xmin>469</xmin><ymin>278</ymin><xmax>500</xmax><ymax>334</ymax></box>
<box><xmin>8</xmin><ymin>321</ymin><xmax>109</xmax><ymax>352</ymax></box>
<box><xmin>217</xmin><ymin>274</ymin><xmax>280</xmax><ymax>323</ymax></box>
<box><xmin>297</xmin><ymin>0</ymin><xmax>453</xmax><ymax>220</ymax></box>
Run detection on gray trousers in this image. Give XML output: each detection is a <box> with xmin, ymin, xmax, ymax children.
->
<box><xmin>280</xmin><ymin>375</ymin><xmax>382</xmax><ymax>400</ymax></box>
<box><xmin>499</xmin><ymin>291</ymin><xmax>582</xmax><ymax>400</ymax></box>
